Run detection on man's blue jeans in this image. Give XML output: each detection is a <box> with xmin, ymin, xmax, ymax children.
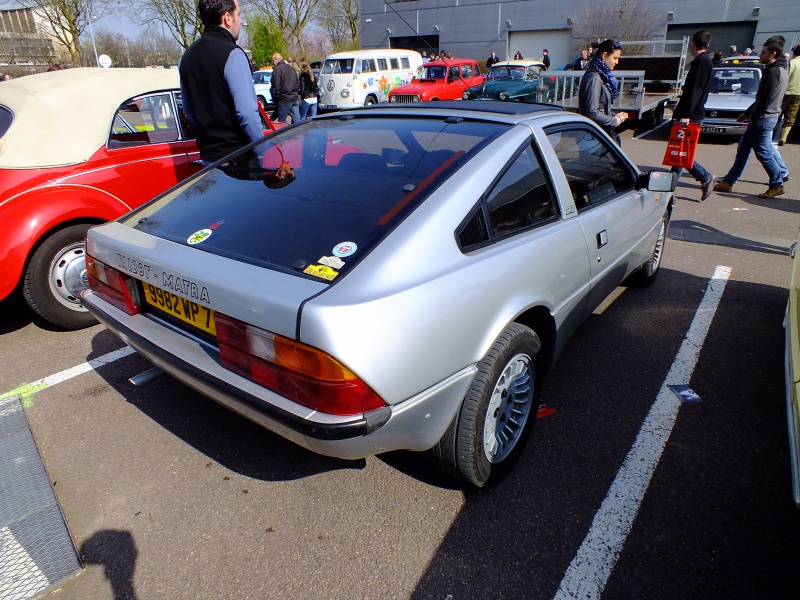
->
<box><xmin>276</xmin><ymin>100</ymin><xmax>300</xmax><ymax>124</ymax></box>
<box><xmin>722</xmin><ymin>115</ymin><xmax>787</xmax><ymax>189</ymax></box>
<box><xmin>671</xmin><ymin>161</ymin><xmax>710</xmax><ymax>184</ymax></box>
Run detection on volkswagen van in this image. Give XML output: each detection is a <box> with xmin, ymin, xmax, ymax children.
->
<box><xmin>318</xmin><ymin>49</ymin><xmax>423</xmax><ymax>109</ymax></box>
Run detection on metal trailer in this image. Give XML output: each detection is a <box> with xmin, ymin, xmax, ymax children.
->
<box><xmin>539</xmin><ymin>37</ymin><xmax>690</xmax><ymax>128</ymax></box>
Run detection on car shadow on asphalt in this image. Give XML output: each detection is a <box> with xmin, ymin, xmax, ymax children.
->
<box><xmin>87</xmin><ymin>329</ymin><xmax>367</xmax><ymax>482</ymax></box>
<box><xmin>0</xmin><ymin>293</ymin><xmax>69</xmax><ymax>335</ymax></box>
<box><xmin>407</xmin><ymin>268</ymin><xmax>799</xmax><ymax>599</ymax></box>
<box><xmin>669</xmin><ymin>219</ymin><xmax>793</xmax><ymax>255</ymax></box>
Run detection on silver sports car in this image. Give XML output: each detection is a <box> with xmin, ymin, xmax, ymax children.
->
<box><xmin>701</xmin><ymin>67</ymin><xmax>762</xmax><ymax>136</ymax></box>
<box><xmin>81</xmin><ymin>102</ymin><xmax>675</xmax><ymax>487</ymax></box>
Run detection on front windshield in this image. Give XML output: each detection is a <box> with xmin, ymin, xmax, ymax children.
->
<box><xmin>124</xmin><ymin>116</ymin><xmax>509</xmax><ymax>281</ymax></box>
<box><xmin>420</xmin><ymin>65</ymin><xmax>447</xmax><ymax>80</ymax></box>
<box><xmin>321</xmin><ymin>59</ymin><xmax>354</xmax><ymax>74</ymax></box>
<box><xmin>710</xmin><ymin>69</ymin><xmax>760</xmax><ymax>93</ymax></box>
<box><xmin>487</xmin><ymin>66</ymin><xmax>526</xmax><ymax>80</ymax></box>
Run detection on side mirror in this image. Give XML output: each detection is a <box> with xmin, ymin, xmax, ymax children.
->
<box><xmin>637</xmin><ymin>170</ymin><xmax>676</xmax><ymax>192</ymax></box>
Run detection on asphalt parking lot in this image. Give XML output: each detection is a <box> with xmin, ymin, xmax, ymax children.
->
<box><xmin>2</xmin><ymin>121</ymin><xmax>800</xmax><ymax>599</ymax></box>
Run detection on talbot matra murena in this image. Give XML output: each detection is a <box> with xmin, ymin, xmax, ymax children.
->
<box><xmin>82</xmin><ymin>102</ymin><xmax>675</xmax><ymax>487</ymax></box>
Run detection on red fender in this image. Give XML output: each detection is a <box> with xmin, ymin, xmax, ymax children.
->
<box><xmin>0</xmin><ymin>186</ymin><xmax>131</xmax><ymax>301</ymax></box>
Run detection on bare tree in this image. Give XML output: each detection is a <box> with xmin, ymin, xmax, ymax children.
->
<box><xmin>316</xmin><ymin>0</ymin><xmax>357</xmax><ymax>53</ymax></box>
<box><xmin>29</xmin><ymin>0</ymin><xmax>108</xmax><ymax>66</ymax></box>
<box><xmin>572</xmin><ymin>0</ymin><xmax>663</xmax><ymax>55</ymax></box>
<box><xmin>248</xmin><ymin>0</ymin><xmax>321</xmax><ymax>57</ymax></box>
<box><xmin>134</xmin><ymin>0</ymin><xmax>202</xmax><ymax>50</ymax></box>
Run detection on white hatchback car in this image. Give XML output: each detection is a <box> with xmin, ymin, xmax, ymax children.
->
<box><xmin>252</xmin><ymin>69</ymin><xmax>273</xmax><ymax>109</ymax></box>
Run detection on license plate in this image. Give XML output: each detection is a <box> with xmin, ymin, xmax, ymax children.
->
<box><xmin>321</xmin><ymin>104</ymin><xmax>338</xmax><ymax>110</ymax></box>
<box><xmin>701</xmin><ymin>126</ymin><xmax>727</xmax><ymax>134</ymax></box>
<box><xmin>143</xmin><ymin>283</ymin><xmax>216</xmax><ymax>336</ymax></box>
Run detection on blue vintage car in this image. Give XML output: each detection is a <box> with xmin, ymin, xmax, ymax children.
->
<box><xmin>464</xmin><ymin>60</ymin><xmax>547</xmax><ymax>102</ymax></box>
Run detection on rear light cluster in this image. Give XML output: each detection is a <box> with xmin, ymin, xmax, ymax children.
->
<box><xmin>215</xmin><ymin>314</ymin><xmax>386</xmax><ymax>416</ymax></box>
<box><xmin>86</xmin><ymin>256</ymin><xmax>141</xmax><ymax>315</ymax></box>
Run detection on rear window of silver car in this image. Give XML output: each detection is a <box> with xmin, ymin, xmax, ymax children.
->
<box><xmin>122</xmin><ymin>116</ymin><xmax>508</xmax><ymax>280</ymax></box>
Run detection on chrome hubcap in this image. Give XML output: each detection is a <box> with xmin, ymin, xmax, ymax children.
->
<box><xmin>483</xmin><ymin>354</ymin><xmax>534</xmax><ymax>463</ymax></box>
<box><xmin>49</xmin><ymin>242</ymin><xmax>88</xmax><ymax>312</ymax></box>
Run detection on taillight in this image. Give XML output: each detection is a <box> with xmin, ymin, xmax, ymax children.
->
<box><xmin>86</xmin><ymin>256</ymin><xmax>141</xmax><ymax>315</ymax></box>
<box><xmin>215</xmin><ymin>313</ymin><xmax>386</xmax><ymax>416</ymax></box>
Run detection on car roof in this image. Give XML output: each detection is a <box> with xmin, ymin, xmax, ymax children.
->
<box><xmin>492</xmin><ymin>60</ymin><xmax>547</xmax><ymax>68</ymax></box>
<box><xmin>713</xmin><ymin>66</ymin><xmax>762</xmax><ymax>72</ymax></box>
<box><xmin>0</xmin><ymin>67</ymin><xmax>180</xmax><ymax>169</ymax></box>
<box><xmin>325</xmin><ymin>49</ymin><xmax>421</xmax><ymax>60</ymax></box>
<box><xmin>329</xmin><ymin>100</ymin><xmax>565</xmax><ymax>122</ymax></box>
<box><xmin>425</xmin><ymin>58</ymin><xmax>479</xmax><ymax>66</ymax></box>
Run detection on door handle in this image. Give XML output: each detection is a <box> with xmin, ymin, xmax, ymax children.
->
<box><xmin>596</xmin><ymin>230</ymin><xmax>608</xmax><ymax>248</ymax></box>
<box><xmin>191</xmin><ymin>159</ymin><xmax>203</xmax><ymax>166</ymax></box>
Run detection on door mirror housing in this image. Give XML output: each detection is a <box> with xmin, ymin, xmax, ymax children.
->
<box><xmin>637</xmin><ymin>170</ymin><xmax>676</xmax><ymax>192</ymax></box>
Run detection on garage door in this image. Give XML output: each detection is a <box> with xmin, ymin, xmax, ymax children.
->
<box><xmin>667</xmin><ymin>22</ymin><xmax>757</xmax><ymax>59</ymax></box>
<box><xmin>508</xmin><ymin>30</ymin><xmax>573</xmax><ymax>70</ymax></box>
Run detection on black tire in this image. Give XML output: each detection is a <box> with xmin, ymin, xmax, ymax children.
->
<box><xmin>22</xmin><ymin>223</ymin><xmax>97</xmax><ymax>330</ymax></box>
<box><xmin>364</xmin><ymin>96</ymin><xmax>377</xmax><ymax>106</ymax></box>
<box><xmin>628</xmin><ymin>212</ymin><xmax>668</xmax><ymax>287</ymax></box>
<box><xmin>430</xmin><ymin>323</ymin><xmax>543</xmax><ymax>487</ymax></box>
<box><xmin>257</xmin><ymin>96</ymin><xmax>267</xmax><ymax>110</ymax></box>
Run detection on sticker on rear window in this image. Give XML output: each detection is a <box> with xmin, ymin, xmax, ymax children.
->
<box><xmin>318</xmin><ymin>256</ymin><xmax>345</xmax><ymax>269</ymax></box>
<box><xmin>187</xmin><ymin>229</ymin><xmax>212</xmax><ymax>245</ymax></box>
<box><xmin>333</xmin><ymin>242</ymin><xmax>357</xmax><ymax>257</ymax></box>
<box><xmin>304</xmin><ymin>264</ymin><xmax>339</xmax><ymax>281</ymax></box>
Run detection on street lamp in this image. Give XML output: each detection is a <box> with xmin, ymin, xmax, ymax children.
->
<box><xmin>88</xmin><ymin>15</ymin><xmax>99</xmax><ymax>66</ymax></box>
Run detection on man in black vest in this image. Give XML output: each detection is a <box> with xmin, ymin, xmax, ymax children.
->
<box><xmin>179</xmin><ymin>0</ymin><xmax>262</xmax><ymax>166</ymax></box>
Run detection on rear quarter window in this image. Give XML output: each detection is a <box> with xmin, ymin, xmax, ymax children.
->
<box><xmin>0</xmin><ymin>105</ymin><xmax>12</xmax><ymax>139</ymax></box>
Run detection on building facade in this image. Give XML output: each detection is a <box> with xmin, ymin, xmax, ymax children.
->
<box><xmin>0</xmin><ymin>1</ymin><xmax>57</xmax><ymax>66</ymax></box>
<box><xmin>360</xmin><ymin>0</ymin><xmax>800</xmax><ymax>70</ymax></box>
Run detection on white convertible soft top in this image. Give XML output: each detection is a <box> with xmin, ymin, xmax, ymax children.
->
<box><xmin>0</xmin><ymin>67</ymin><xmax>180</xmax><ymax>169</ymax></box>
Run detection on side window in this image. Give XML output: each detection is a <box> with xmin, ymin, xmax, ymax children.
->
<box><xmin>361</xmin><ymin>59</ymin><xmax>376</xmax><ymax>72</ymax></box>
<box><xmin>461</xmin><ymin>65</ymin><xmax>472</xmax><ymax>78</ymax></box>
<box><xmin>109</xmin><ymin>92</ymin><xmax>180</xmax><ymax>148</ymax></box>
<box><xmin>401</xmin><ymin>57</ymin><xmax>410</xmax><ymax>69</ymax></box>
<box><xmin>377</xmin><ymin>58</ymin><xmax>388</xmax><ymax>71</ymax></box>
<box><xmin>544</xmin><ymin>128</ymin><xmax>634</xmax><ymax>211</ymax></box>
<box><xmin>390</xmin><ymin>57</ymin><xmax>399</xmax><ymax>69</ymax></box>
<box><xmin>174</xmin><ymin>92</ymin><xmax>195</xmax><ymax>140</ymax></box>
<box><xmin>485</xmin><ymin>143</ymin><xmax>558</xmax><ymax>236</ymax></box>
<box><xmin>448</xmin><ymin>66</ymin><xmax>459</xmax><ymax>80</ymax></box>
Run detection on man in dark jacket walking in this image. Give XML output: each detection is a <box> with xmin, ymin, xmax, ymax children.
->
<box><xmin>179</xmin><ymin>0</ymin><xmax>262</xmax><ymax>166</ymax></box>
<box><xmin>671</xmin><ymin>30</ymin><xmax>716</xmax><ymax>200</ymax></box>
<box><xmin>714</xmin><ymin>36</ymin><xmax>790</xmax><ymax>198</ymax></box>
<box><xmin>271</xmin><ymin>53</ymin><xmax>300</xmax><ymax>123</ymax></box>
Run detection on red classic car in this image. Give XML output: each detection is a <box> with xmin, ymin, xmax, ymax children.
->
<box><xmin>0</xmin><ymin>68</ymin><xmax>205</xmax><ymax>329</ymax></box>
<box><xmin>387</xmin><ymin>59</ymin><xmax>484</xmax><ymax>102</ymax></box>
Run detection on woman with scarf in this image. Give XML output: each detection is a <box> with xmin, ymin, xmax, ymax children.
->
<box><xmin>578</xmin><ymin>39</ymin><xmax>628</xmax><ymax>145</ymax></box>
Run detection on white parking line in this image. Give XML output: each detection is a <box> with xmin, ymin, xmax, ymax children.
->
<box><xmin>0</xmin><ymin>346</ymin><xmax>136</xmax><ymax>404</ymax></box>
<box><xmin>554</xmin><ymin>265</ymin><xmax>732</xmax><ymax>600</ymax></box>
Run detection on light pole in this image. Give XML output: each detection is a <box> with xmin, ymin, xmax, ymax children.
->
<box><xmin>88</xmin><ymin>15</ymin><xmax>99</xmax><ymax>66</ymax></box>
<box><xmin>119</xmin><ymin>18</ymin><xmax>131</xmax><ymax>67</ymax></box>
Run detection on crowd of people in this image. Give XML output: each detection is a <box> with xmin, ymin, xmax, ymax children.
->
<box><xmin>12</xmin><ymin>0</ymin><xmax>788</xmax><ymax>202</ymax></box>
<box><xmin>564</xmin><ymin>31</ymin><xmax>797</xmax><ymax>200</ymax></box>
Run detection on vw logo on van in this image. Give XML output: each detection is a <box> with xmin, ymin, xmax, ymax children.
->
<box><xmin>327</xmin><ymin>80</ymin><xmax>335</xmax><ymax>92</ymax></box>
